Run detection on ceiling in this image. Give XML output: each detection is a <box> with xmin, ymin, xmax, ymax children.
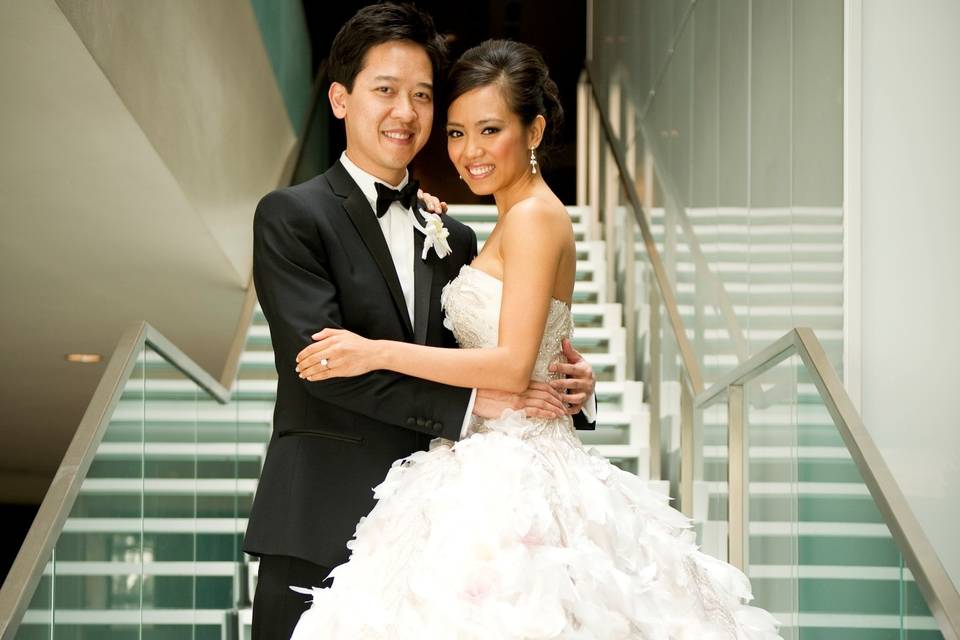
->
<box><xmin>0</xmin><ymin>0</ymin><xmax>295</xmax><ymax>502</ymax></box>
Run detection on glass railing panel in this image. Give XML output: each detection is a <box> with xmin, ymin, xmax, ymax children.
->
<box><xmin>17</xmin><ymin>346</ymin><xmax>148</xmax><ymax>639</ymax></box>
<box><xmin>598</xmin><ymin>0</ymin><xmax>845</xmax><ymax>381</ymax></box>
<box><xmin>744</xmin><ymin>354</ymin><xmax>801</xmax><ymax>639</ymax></box>
<box><xmin>697</xmin><ymin>400</ymin><xmax>728</xmax><ymax>563</ymax></box>
<box><xmin>8</xmin><ymin>336</ymin><xmax>249</xmax><ymax>639</ymax></box>
<box><xmin>723</xmin><ymin>351</ymin><xmax>949</xmax><ymax>639</ymax></box>
<box><xmin>13</xmin><ymin>568</ymin><xmax>52</xmax><ymax>640</ymax></box>
<box><xmin>656</xmin><ymin>302</ymin><xmax>683</xmax><ymax>502</ymax></box>
<box><xmin>676</xmin><ymin>207</ymin><xmax>741</xmax><ymax>391</ymax></box>
<box><xmin>901</xmin><ymin>554</ymin><xmax>945</xmax><ymax>639</ymax></box>
<box><xmin>788</xmin><ymin>365</ymin><xmax>943</xmax><ymax>639</ymax></box>
<box><xmin>142</xmin><ymin>345</ymin><xmax>198</xmax><ymax>638</ymax></box>
<box><xmin>195</xmin><ymin>376</ymin><xmax>243</xmax><ymax>640</ymax></box>
<box><xmin>625</xmin><ymin>114</ymin><xmax>742</xmax><ymax>395</ymax></box>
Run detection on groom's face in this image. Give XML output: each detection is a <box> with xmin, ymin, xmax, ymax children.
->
<box><xmin>329</xmin><ymin>40</ymin><xmax>434</xmax><ymax>185</ymax></box>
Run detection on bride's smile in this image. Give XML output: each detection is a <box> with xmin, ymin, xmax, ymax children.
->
<box><xmin>446</xmin><ymin>83</ymin><xmax>542</xmax><ymax>203</ymax></box>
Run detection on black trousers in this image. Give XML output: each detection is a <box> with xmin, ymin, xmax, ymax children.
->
<box><xmin>251</xmin><ymin>554</ymin><xmax>333</xmax><ymax>640</ymax></box>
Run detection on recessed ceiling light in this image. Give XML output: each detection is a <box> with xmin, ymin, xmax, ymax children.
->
<box><xmin>66</xmin><ymin>353</ymin><xmax>102</xmax><ymax>364</ymax></box>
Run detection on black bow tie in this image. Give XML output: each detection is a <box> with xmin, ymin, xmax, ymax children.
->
<box><xmin>375</xmin><ymin>179</ymin><xmax>420</xmax><ymax>218</ymax></box>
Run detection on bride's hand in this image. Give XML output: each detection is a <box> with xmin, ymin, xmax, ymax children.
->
<box><xmin>296</xmin><ymin>328</ymin><xmax>380</xmax><ymax>380</ymax></box>
<box><xmin>417</xmin><ymin>188</ymin><xmax>447</xmax><ymax>214</ymax></box>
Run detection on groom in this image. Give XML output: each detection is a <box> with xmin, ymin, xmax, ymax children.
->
<box><xmin>244</xmin><ymin>3</ymin><xmax>596</xmax><ymax>638</ymax></box>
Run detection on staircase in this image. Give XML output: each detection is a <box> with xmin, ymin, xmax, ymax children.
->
<box><xmin>9</xmin><ymin>202</ymin><xmax>946</xmax><ymax>639</ymax></box>
<box><xmin>645</xmin><ymin>205</ymin><xmax>942</xmax><ymax>637</ymax></box>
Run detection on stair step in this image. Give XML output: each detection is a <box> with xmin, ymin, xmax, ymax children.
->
<box><xmin>79</xmin><ymin>478</ymin><xmax>259</xmax><ymax>495</ymax></box>
<box><xmin>581</xmin><ymin>352</ymin><xmax>625</xmax><ymax>382</ymax></box>
<box><xmin>570</xmin><ymin>303</ymin><xmax>622</xmax><ymax>329</ymax></box>
<box><xmin>96</xmin><ymin>442</ymin><xmax>266</xmax><ymax>458</ymax></box>
<box><xmin>447</xmin><ymin>204</ymin><xmax>589</xmax><ymax>224</ymax></box>
<box><xmin>62</xmin><ymin>517</ymin><xmax>249</xmax><ymax>533</ymax></box>
<box><xmin>649</xmin><ymin>206</ymin><xmax>843</xmax><ymax>226</ymax></box>
<box><xmin>649</xmin><ymin>225</ymin><xmax>843</xmax><ymax>244</ymax></box>
<box><xmin>20</xmin><ymin>609</ymin><xmax>229</xmax><ymax>626</ymax></box>
<box><xmin>39</xmin><ymin>560</ymin><xmax>239</xmax><ymax>577</ymax></box>
<box><xmin>594</xmin><ymin>380</ymin><xmax>644</xmax><ymax>411</ymax></box>
<box><xmin>675</xmin><ymin>288</ymin><xmax>844</xmax><ymax>307</ymax></box>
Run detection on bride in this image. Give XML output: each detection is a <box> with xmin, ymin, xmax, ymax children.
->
<box><xmin>290</xmin><ymin>39</ymin><xmax>781</xmax><ymax>640</ymax></box>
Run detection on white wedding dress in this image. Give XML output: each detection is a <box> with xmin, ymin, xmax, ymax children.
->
<box><xmin>290</xmin><ymin>264</ymin><xmax>781</xmax><ymax>639</ymax></box>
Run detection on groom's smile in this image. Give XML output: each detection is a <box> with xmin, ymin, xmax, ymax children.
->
<box><xmin>328</xmin><ymin>40</ymin><xmax>434</xmax><ymax>186</ymax></box>
<box><xmin>381</xmin><ymin>128</ymin><xmax>416</xmax><ymax>144</ymax></box>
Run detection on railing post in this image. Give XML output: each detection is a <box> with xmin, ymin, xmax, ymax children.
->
<box><xmin>603</xmin><ymin>144</ymin><xmax>619</xmax><ymax>305</ymax></box>
<box><xmin>727</xmin><ymin>384</ymin><xmax>747</xmax><ymax>571</ymax></box>
<box><xmin>604</xmin><ymin>81</ymin><xmax>622</xmax><ymax>304</ymax></box>
<box><xmin>680</xmin><ymin>379</ymin><xmax>694</xmax><ymax>517</ymax></box>
<box><xmin>576</xmin><ymin>72</ymin><xmax>589</xmax><ymax>207</ymax></box>
<box><xmin>588</xmin><ymin>94</ymin><xmax>601</xmax><ymax>242</ymax></box>
<box><xmin>624</xmin><ymin>210</ymin><xmax>637</xmax><ymax>378</ymax></box>
<box><xmin>648</xmin><ymin>286</ymin><xmax>662</xmax><ymax>481</ymax></box>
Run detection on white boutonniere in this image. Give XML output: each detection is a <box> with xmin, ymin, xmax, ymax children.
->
<box><xmin>412</xmin><ymin>210</ymin><xmax>452</xmax><ymax>260</ymax></box>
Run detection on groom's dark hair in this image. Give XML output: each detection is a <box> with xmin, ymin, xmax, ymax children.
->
<box><xmin>328</xmin><ymin>2</ymin><xmax>448</xmax><ymax>92</ymax></box>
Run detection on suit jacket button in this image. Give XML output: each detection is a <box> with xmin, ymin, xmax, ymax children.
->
<box><xmin>406</xmin><ymin>417</ymin><xmax>416</xmax><ymax>426</ymax></box>
<box><xmin>416</xmin><ymin>418</ymin><xmax>426</xmax><ymax>427</ymax></box>
<box><xmin>433</xmin><ymin>423</ymin><xmax>442</xmax><ymax>433</ymax></box>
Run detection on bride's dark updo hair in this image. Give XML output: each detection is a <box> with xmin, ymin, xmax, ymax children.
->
<box><xmin>448</xmin><ymin>39</ymin><xmax>564</xmax><ymax>161</ymax></box>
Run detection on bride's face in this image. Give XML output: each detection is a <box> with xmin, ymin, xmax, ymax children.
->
<box><xmin>446</xmin><ymin>83</ymin><xmax>533</xmax><ymax>196</ymax></box>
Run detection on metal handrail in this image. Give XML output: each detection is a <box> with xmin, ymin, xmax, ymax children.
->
<box><xmin>581</xmin><ymin>63</ymin><xmax>703</xmax><ymax>511</ymax></box>
<box><xmin>696</xmin><ymin>327</ymin><xmax>960</xmax><ymax>639</ymax></box>
<box><xmin>0</xmin><ymin>322</ymin><xmax>231</xmax><ymax>639</ymax></box>
<box><xmin>583</xmin><ymin>64</ymin><xmax>704</xmax><ymax>397</ymax></box>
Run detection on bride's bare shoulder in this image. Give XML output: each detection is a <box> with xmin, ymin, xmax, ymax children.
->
<box><xmin>502</xmin><ymin>195</ymin><xmax>571</xmax><ymax>235</ymax></box>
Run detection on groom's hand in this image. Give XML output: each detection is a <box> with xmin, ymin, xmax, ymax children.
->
<box><xmin>474</xmin><ymin>382</ymin><xmax>567</xmax><ymax>420</ymax></box>
<box><xmin>548</xmin><ymin>339</ymin><xmax>596</xmax><ymax>415</ymax></box>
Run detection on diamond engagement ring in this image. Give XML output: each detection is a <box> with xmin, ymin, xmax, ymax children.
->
<box><xmin>320</xmin><ymin>358</ymin><xmax>329</xmax><ymax>368</ymax></box>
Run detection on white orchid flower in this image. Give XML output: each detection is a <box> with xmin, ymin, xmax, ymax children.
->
<box><xmin>411</xmin><ymin>209</ymin><xmax>452</xmax><ymax>260</ymax></box>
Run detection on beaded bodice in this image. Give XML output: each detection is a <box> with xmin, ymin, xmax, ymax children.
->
<box><xmin>441</xmin><ymin>265</ymin><xmax>574</xmax><ymax>383</ymax></box>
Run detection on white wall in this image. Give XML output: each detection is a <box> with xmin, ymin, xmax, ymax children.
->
<box><xmin>859</xmin><ymin>0</ymin><xmax>960</xmax><ymax>588</ymax></box>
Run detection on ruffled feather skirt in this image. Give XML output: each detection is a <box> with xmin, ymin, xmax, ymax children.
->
<box><xmin>290</xmin><ymin>410</ymin><xmax>781</xmax><ymax>639</ymax></box>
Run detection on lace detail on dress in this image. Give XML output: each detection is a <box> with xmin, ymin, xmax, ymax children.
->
<box><xmin>441</xmin><ymin>265</ymin><xmax>578</xmax><ymax>441</ymax></box>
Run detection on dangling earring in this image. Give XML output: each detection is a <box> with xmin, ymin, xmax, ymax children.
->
<box><xmin>529</xmin><ymin>147</ymin><xmax>538</xmax><ymax>174</ymax></box>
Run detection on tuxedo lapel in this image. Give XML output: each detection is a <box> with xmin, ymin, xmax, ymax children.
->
<box><xmin>326</xmin><ymin>162</ymin><xmax>414</xmax><ymax>339</ymax></box>
<box><xmin>412</xmin><ymin>228</ymin><xmax>434</xmax><ymax>345</ymax></box>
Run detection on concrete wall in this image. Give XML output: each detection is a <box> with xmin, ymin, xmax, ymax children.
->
<box><xmin>0</xmin><ymin>0</ymin><xmax>296</xmax><ymax>502</ymax></box>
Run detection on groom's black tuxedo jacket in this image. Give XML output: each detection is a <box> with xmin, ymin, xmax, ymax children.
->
<box><xmin>244</xmin><ymin>160</ymin><xmax>595</xmax><ymax>569</ymax></box>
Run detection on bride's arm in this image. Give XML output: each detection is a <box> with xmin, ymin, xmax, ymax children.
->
<box><xmin>297</xmin><ymin>200</ymin><xmax>572</xmax><ymax>393</ymax></box>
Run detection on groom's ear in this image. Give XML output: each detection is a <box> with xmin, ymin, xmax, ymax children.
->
<box><xmin>328</xmin><ymin>82</ymin><xmax>349</xmax><ymax>120</ymax></box>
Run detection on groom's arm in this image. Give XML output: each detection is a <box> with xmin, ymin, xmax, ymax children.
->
<box><xmin>254</xmin><ymin>189</ymin><xmax>470</xmax><ymax>441</ymax></box>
